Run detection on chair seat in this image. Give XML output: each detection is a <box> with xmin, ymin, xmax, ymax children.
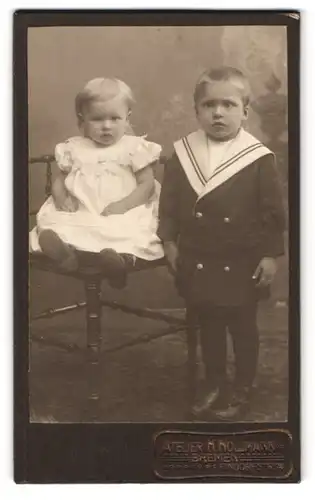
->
<box><xmin>30</xmin><ymin>251</ymin><xmax>166</xmax><ymax>279</ymax></box>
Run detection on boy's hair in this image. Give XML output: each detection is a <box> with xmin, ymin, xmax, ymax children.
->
<box><xmin>75</xmin><ymin>77</ymin><xmax>135</xmax><ymax>118</ymax></box>
<box><xmin>194</xmin><ymin>66</ymin><xmax>251</xmax><ymax>106</ymax></box>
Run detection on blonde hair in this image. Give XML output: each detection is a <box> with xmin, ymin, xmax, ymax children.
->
<box><xmin>75</xmin><ymin>77</ymin><xmax>135</xmax><ymax>119</ymax></box>
<box><xmin>194</xmin><ymin>66</ymin><xmax>251</xmax><ymax>107</ymax></box>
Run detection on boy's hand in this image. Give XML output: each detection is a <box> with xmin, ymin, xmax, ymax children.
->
<box><xmin>253</xmin><ymin>257</ymin><xmax>277</xmax><ymax>288</ymax></box>
<box><xmin>164</xmin><ymin>241</ymin><xmax>179</xmax><ymax>274</ymax></box>
<box><xmin>102</xmin><ymin>201</ymin><xmax>128</xmax><ymax>216</ymax></box>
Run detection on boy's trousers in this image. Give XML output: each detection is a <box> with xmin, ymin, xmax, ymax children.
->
<box><xmin>188</xmin><ymin>301</ymin><xmax>259</xmax><ymax>390</ymax></box>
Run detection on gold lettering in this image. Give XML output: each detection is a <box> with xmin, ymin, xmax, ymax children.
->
<box><xmin>207</xmin><ymin>440</ymin><xmax>215</xmax><ymax>452</ymax></box>
<box><xmin>218</xmin><ymin>440</ymin><xmax>227</xmax><ymax>452</ymax></box>
<box><xmin>191</xmin><ymin>442</ymin><xmax>204</xmax><ymax>453</ymax></box>
<box><xmin>174</xmin><ymin>441</ymin><xmax>186</xmax><ymax>452</ymax></box>
<box><xmin>226</xmin><ymin>441</ymin><xmax>234</xmax><ymax>452</ymax></box>
<box><xmin>162</xmin><ymin>442</ymin><xmax>173</xmax><ymax>452</ymax></box>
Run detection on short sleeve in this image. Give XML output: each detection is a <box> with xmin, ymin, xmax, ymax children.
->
<box><xmin>55</xmin><ymin>142</ymin><xmax>73</xmax><ymax>173</ymax></box>
<box><xmin>129</xmin><ymin>138</ymin><xmax>162</xmax><ymax>173</ymax></box>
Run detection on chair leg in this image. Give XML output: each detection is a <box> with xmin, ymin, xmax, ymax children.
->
<box><xmin>84</xmin><ymin>276</ymin><xmax>102</xmax><ymax>422</ymax></box>
<box><xmin>186</xmin><ymin>308</ymin><xmax>198</xmax><ymax>418</ymax></box>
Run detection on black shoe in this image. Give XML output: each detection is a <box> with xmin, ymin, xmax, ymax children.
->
<box><xmin>100</xmin><ymin>249</ymin><xmax>128</xmax><ymax>288</ymax></box>
<box><xmin>214</xmin><ymin>386</ymin><xmax>251</xmax><ymax>421</ymax></box>
<box><xmin>211</xmin><ymin>388</ymin><xmax>230</xmax><ymax>411</ymax></box>
<box><xmin>192</xmin><ymin>386</ymin><xmax>226</xmax><ymax>416</ymax></box>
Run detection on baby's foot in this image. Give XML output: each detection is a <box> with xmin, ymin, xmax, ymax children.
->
<box><xmin>38</xmin><ymin>229</ymin><xmax>78</xmax><ymax>272</ymax></box>
<box><xmin>99</xmin><ymin>249</ymin><xmax>128</xmax><ymax>289</ymax></box>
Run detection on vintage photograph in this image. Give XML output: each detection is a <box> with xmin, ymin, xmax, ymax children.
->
<box><xmin>28</xmin><ymin>23</ymin><xmax>289</xmax><ymax>425</ymax></box>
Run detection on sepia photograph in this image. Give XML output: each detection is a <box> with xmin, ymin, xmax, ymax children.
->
<box><xmin>27</xmin><ymin>21</ymin><xmax>290</xmax><ymax>426</ymax></box>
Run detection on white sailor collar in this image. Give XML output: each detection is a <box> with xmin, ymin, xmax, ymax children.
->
<box><xmin>174</xmin><ymin>128</ymin><xmax>272</xmax><ymax>200</ymax></box>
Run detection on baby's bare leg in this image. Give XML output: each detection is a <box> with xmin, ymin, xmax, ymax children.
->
<box><xmin>38</xmin><ymin>229</ymin><xmax>78</xmax><ymax>272</ymax></box>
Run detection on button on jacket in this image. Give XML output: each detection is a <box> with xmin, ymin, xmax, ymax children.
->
<box><xmin>157</xmin><ymin>152</ymin><xmax>286</xmax><ymax>306</ymax></box>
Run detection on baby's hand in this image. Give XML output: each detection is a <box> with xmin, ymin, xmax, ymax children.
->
<box><xmin>102</xmin><ymin>201</ymin><xmax>127</xmax><ymax>216</ymax></box>
<box><xmin>164</xmin><ymin>241</ymin><xmax>179</xmax><ymax>275</ymax></box>
<box><xmin>55</xmin><ymin>196</ymin><xmax>78</xmax><ymax>213</ymax></box>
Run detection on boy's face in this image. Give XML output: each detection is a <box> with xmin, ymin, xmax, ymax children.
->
<box><xmin>82</xmin><ymin>97</ymin><xmax>130</xmax><ymax>147</ymax></box>
<box><xmin>195</xmin><ymin>80</ymin><xmax>248</xmax><ymax>142</ymax></box>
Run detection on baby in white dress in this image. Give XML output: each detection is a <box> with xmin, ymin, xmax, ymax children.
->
<box><xmin>29</xmin><ymin>77</ymin><xmax>164</xmax><ymax>286</ymax></box>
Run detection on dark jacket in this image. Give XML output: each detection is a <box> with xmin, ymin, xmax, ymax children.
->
<box><xmin>157</xmin><ymin>152</ymin><xmax>286</xmax><ymax>306</ymax></box>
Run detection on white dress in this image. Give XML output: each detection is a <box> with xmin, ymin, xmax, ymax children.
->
<box><xmin>29</xmin><ymin>135</ymin><xmax>164</xmax><ymax>260</ymax></box>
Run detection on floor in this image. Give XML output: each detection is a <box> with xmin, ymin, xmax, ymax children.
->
<box><xmin>29</xmin><ymin>261</ymin><xmax>289</xmax><ymax>423</ymax></box>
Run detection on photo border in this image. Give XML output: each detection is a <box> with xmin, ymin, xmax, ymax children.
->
<box><xmin>14</xmin><ymin>9</ymin><xmax>300</xmax><ymax>483</ymax></box>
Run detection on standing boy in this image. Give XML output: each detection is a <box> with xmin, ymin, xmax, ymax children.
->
<box><xmin>158</xmin><ymin>67</ymin><xmax>285</xmax><ymax>420</ymax></box>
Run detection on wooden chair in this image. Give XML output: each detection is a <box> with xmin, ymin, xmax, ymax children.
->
<box><xmin>29</xmin><ymin>154</ymin><xmax>198</xmax><ymax>421</ymax></box>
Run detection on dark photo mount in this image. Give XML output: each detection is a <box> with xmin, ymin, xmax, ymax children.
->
<box><xmin>14</xmin><ymin>10</ymin><xmax>300</xmax><ymax>483</ymax></box>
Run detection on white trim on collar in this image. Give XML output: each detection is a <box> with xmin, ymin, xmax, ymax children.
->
<box><xmin>174</xmin><ymin>128</ymin><xmax>272</xmax><ymax>199</ymax></box>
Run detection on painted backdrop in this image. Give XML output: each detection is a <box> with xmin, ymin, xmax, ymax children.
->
<box><xmin>28</xmin><ymin>25</ymin><xmax>288</xmax><ymax>304</ymax></box>
<box><xmin>28</xmin><ymin>26</ymin><xmax>287</xmax><ymax>207</ymax></box>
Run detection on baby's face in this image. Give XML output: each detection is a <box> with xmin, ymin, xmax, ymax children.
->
<box><xmin>195</xmin><ymin>80</ymin><xmax>248</xmax><ymax>141</ymax></box>
<box><xmin>82</xmin><ymin>97</ymin><xmax>130</xmax><ymax>147</ymax></box>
